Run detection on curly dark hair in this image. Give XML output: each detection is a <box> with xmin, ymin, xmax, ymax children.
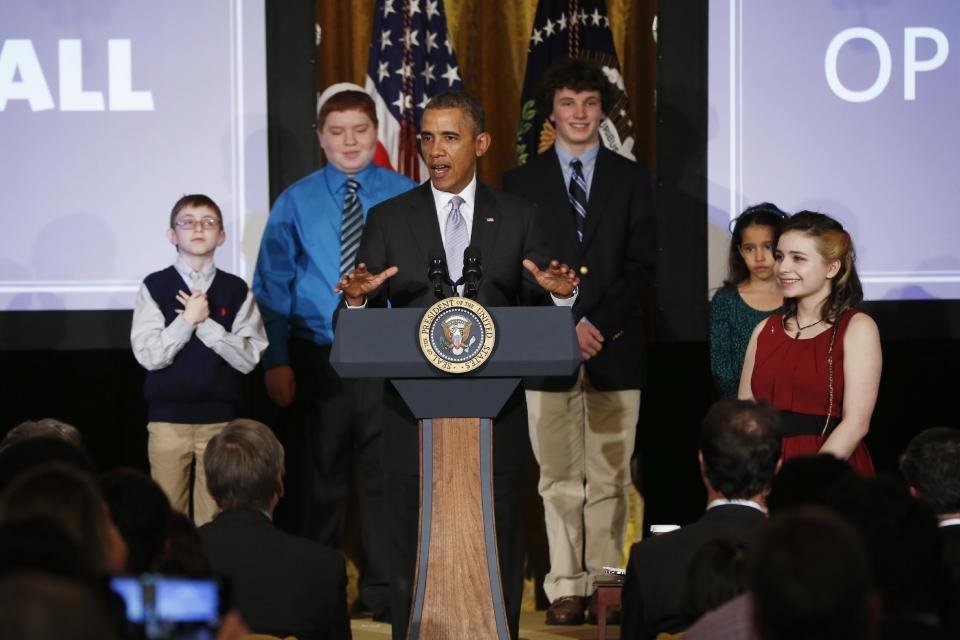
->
<box><xmin>899</xmin><ymin>427</ymin><xmax>960</xmax><ymax>515</ymax></box>
<box><xmin>534</xmin><ymin>57</ymin><xmax>614</xmax><ymax>119</ymax></box>
<box><xmin>778</xmin><ymin>211</ymin><xmax>863</xmax><ymax>324</ymax></box>
<box><xmin>723</xmin><ymin>202</ymin><xmax>788</xmax><ymax>288</ymax></box>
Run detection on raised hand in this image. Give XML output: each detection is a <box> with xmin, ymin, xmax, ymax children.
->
<box><xmin>334</xmin><ymin>262</ymin><xmax>399</xmax><ymax>307</ymax></box>
<box><xmin>522</xmin><ymin>259</ymin><xmax>580</xmax><ymax>299</ymax></box>
<box><xmin>176</xmin><ymin>289</ymin><xmax>209</xmax><ymax>325</ymax></box>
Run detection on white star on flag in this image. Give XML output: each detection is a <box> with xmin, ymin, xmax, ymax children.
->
<box><xmin>403</xmin><ymin>28</ymin><xmax>420</xmax><ymax>48</ymax></box>
<box><xmin>441</xmin><ymin>64</ymin><xmax>460</xmax><ymax>86</ymax></box>
<box><xmin>425</xmin><ymin>0</ymin><xmax>439</xmax><ymax>20</ymax></box>
<box><xmin>380</xmin><ymin>29</ymin><xmax>392</xmax><ymax>51</ymax></box>
<box><xmin>377</xmin><ymin>60</ymin><xmax>390</xmax><ymax>81</ymax></box>
<box><xmin>421</xmin><ymin>62</ymin><xmax>436</xmax><ymax>83</ymax></box>
<box><xmin>543</xmin><ymin>18</ymin><xmax>555</xmax><ymax>36</ymax></box>
<box><xmin>425</xmin><ymin>30</ymin><xmax>438</xmax><ymax>52</ymax></box>
<box><xmin>382</xmin><ymin>0</ymin><xmax>395</xmax><ymax>17</ymax></box>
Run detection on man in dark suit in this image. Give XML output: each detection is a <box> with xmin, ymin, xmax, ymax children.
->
<box><xmin>501</xmin><ymin>57</ymin><xmax>658</xmax><ymax>626</ymax></box>
<box><xmin>336</xmin><ymin>91</ymin><xmax>579</xmax><ymax>640</ymax></box>
<box><xmin>621</xmin><ymin>399</ymin><xmax>782</xmax><ymax>640</ymax></box>
<box><xmin>899</xmin><ymin>427</ymin><xmax>960</xmax><ymax>636</ymax></box>
<box><xmin>199</xmin><ymin>419</ymin><xmax>350</xmax><ymax>640</ymax></box>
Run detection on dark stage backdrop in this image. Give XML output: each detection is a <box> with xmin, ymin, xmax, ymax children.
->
<box><xmin>2</xmin><ymin>0</ymin><xmax>960</xmax><ymax>554</ymax></box>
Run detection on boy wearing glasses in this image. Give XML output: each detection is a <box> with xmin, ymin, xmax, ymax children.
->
<box><xmin>131</xmin><ymin>194</ymin><xmax>268</xmax><ymax>525</ymax></box>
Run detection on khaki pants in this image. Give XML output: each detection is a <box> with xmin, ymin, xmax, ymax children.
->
<box><xmin>526</xmin><ymin>367</ymin><xmax>640</xmax><ymax>602</ymax></box>
<box><xmin>146</xmin><ymin>421</ymin><xmax>226</xmax><ymax>526</ymax></box>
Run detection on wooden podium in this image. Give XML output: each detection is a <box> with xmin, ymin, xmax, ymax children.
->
<box><xmin>331</xmin><ymin>306</ymin><xmax>578</xmax><ymax>639</ymax></box>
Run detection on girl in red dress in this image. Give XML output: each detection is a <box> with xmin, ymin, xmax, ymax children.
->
<box><xmin>738</xmin><ymin>212</ymin><xmax>880</xmax><ymax>473</ymax></box>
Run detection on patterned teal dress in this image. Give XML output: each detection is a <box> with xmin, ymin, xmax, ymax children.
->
<box><xmin>709</xmin><ymin>286</ymin><xmax>783</xmax><ymax>398</ymax></box>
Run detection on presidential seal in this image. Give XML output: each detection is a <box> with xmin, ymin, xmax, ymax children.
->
<box><xmin>419</xmin><ymin>297</ymin><xmax>496</xmax><ymax>374</ymax></box>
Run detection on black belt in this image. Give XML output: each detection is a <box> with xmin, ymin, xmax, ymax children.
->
<box><xmin>779</xmin><ymin>411</ymin><xmax>840</xmax><ymax>438</ymax></box>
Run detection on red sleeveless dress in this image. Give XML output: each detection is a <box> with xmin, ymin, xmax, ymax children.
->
<box><xmin>751</xmin><ymin>308</ymin><xmax>874</xmax><ymax>474</ymax></box>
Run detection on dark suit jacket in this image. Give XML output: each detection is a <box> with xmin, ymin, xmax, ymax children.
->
<box><xmin>941</xmin><ymin>523</ymin><xmax>960</xmax><ymax>636</ymax></box>
<box><xmin>620</xmin><ymin>504</ymin><xmax>766</xmax><ymax>640</ymax></box>
<box><xmin>355</xmin><ymin>180</ymin><xmax>554</xmax><ymax>474</ymax></box>
<box><xmin>199</xmin><ymin>509</ymin><xmax>350</xmax><ymax>640</ymax></box>
<box><xmin>502</xmin><ymin>145</ymin><xmax>658</xmax><ymax>391</ymax></box>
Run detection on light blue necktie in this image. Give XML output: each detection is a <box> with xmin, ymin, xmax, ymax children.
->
<box><xmin>444</xmin><ymin>195</ymin><xmax>468</xmax><ymax>294</ymax></box>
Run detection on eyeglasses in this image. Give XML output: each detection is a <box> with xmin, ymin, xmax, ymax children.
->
<box><xmin>173</xmin><ymin>217</ymin><xmax>221</xmax><ymax>230</ymax></box>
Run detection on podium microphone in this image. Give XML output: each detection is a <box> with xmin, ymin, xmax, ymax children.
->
<box><xmin>461</xmin><ymin>246</ymin><xmax>482</xmax><ymax>299</ymax></box>
<box><xmin>428</xmin><ymin>251</ymin><xmax>453</xmax><ymax>300</ymax></box>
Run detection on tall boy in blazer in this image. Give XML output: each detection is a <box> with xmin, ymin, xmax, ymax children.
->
<box><xmin>502</xmin><ymin>58</ymin><xmax>658</xmax><ymax>625</ymax></box>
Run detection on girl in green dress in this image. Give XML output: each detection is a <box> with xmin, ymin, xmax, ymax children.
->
<box><xmin>709</xmin><ymin>203</ymin><xmax>788</xmax><ymax>397</ymax></box>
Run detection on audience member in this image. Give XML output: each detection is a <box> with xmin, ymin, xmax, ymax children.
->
<box><xmin>502</xmin><ymin>56</ymin><xmax>658</xmax><ymax>627</ymax></box>
<box><xmin>199</xmin><ymin>419</ymin><xmax>350</xmax><ymax>640</ymax></box>
<box><xmin>0</xmin><ymin>436</ymin><xmax>95</xmax><ymax>494</ymax></box>
<box><xmin>621</xmin><ymin>399</ymin><xmax>781</xmax><ymax>639</ymax></box>
<box><xmin>131</xmin><ymin>193</ymin><xmax>268</xmax><ymax>526</ymax></box>
<box><xmin>1</xmin><ymin>417</ymin><xmax>82</xmax><ymax>452</ymax></box>
<box><xmin>0</xmin><ymin>462</ymin><xmax>127</xmax><ymax>575</ymax></box>
<box><xmin>684</xmin><ymin>455</ymin><xmax>851</xmax><ymax>640</ymax></box>
<box><xmin>827</xmin><ymin>475</ymin><xmax>946</xmax><ymax>638</ymax></box>
<box><xmin>101</xmin><ymin>468</ymin><xmax>173</xmax><ymax>574</ymax></box>
<box><xmin>679</xmin><ymin>538</ymin><xmax>750</xmax><ymax>627</ymax></box>
<box><xmin>0</xmin><ymin>519</ymin><xmax>88</xmax><ymax>582</ymax></box>
<box><xmin>0</xmin><ymin>571</ymin><xmax>118</xmax><ymax>640</ymax></box>
<box><xmin>764</xmin><ymin>454</ymin><xmax>854</xmax><ymax>513</ymax></box>
<box><xmin>710</xmin><ymin>203</ymin><xmax>787</xmax><ymax>398</ymax></box>
<box><xmin>751</xmin><ymin>507</ymin><xmax>878</xmax><ymax>640</ymax></box>
<box><xmin>156</xmin><ymin>510</ymin><xmax>212</xmax><ymax>577</ymax></box>
<box><xmin>899</xmin><ymin>427</ymin><xmax>960</xmax><ymax>635</ymax></box>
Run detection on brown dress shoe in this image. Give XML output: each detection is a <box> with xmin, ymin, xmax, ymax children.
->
<box><xmin>586</xmin><ymin>592</ymin><xmax>622</xmax><ymax>625</ymax></box>
<box><xmin>545</xmin><ymin>595</ymin><xmax>586</xmax><ymax>625</ymax></box>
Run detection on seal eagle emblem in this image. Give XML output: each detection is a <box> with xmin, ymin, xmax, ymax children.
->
<box><xmin>419</xmin><ymin>297</ymin><xmax>496</xmax><ymax>373</ymax></box>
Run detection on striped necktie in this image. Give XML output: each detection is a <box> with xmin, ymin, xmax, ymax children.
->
<box><xmin>339</xmin><ymin>178</ymin><xmax>363</xmax><ymax>278</ymax></box>
<box><xmin>444</xmin><ymin>195</ymin><xmax>468</xmax><ymax>294</ymax></box>
<box><xmin>568</xmin><ymin>158</ymin><xmax>588</xmax><ymax>243</ymax></box>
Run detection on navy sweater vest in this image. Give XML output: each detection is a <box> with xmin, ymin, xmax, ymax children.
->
<box><xmin>143</xmin><ymin>266</ymin><xmax>248</xmax><ymax>423</ymax></box>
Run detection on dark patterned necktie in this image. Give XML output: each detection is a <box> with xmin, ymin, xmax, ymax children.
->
<box><xmin>568</xmin><ymin>158</ymin><xmax>587</xmax><ymax>242</ymax></box>
<box><xmin>339</xmin><ymin>178</ymin><xmax>362</xmax><ymax>278</ymax></box>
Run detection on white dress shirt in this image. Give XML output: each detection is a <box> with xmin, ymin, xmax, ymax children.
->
<box><xmin>430</xmin><ymin>173</ymin><xmax>576</xmax><ymax>306</ymax></box>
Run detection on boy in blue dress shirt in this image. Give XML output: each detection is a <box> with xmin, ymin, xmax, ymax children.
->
<box><xmin>253</xmin><ymin>85</ymin><xmax>415</xmax><ymax>619</ymax></box>
<box><xmin>131</xmin><ymin>194</ymin><xmax>268</xmax><ymax>526</ymax></box>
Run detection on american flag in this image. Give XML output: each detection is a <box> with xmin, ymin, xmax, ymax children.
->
<box><xmin>365</xmin><ymin>0</ymin><xmax>463</xmax><ymax>182</ymax></box>
<box><xmin>515</xmin><ymin>0</ymin><xmax>635</xmax><ymax>166</ymax></box>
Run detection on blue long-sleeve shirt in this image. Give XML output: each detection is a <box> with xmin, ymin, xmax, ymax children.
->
<box><xmin>253</xmin><ymin>163</ymin><xmax>416</xmax><ymax>368</ymax></box>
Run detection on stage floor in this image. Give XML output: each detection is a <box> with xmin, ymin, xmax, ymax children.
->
<box><xmin>350</xmin><ymin>612</ymin><xmax>620</xmax><ymax>639</ymax></box>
